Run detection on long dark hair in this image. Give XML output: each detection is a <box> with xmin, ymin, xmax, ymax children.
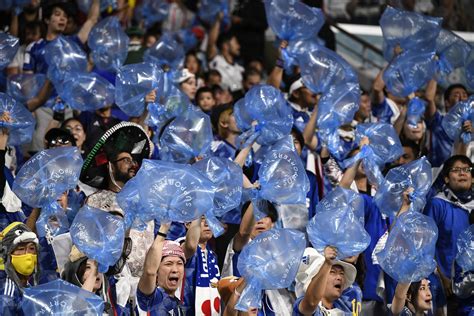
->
<box><xmin>406</xmin><ymin>281</ymin><xmax>423</xmax><ymax>311</ymax></box>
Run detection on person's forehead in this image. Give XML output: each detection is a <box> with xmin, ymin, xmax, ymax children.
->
<box><xmin>116</xmin><ymin>152</ymin><xmax>132</xmax><ymax>159</ymax></box>
<box><xmin>331</xmin><ymin>265</ymin><xmax>345</xmax><ymax>272</ymax></box>
<box><xmin>450</xmin><ymin>87</ymin><xmax>467</xmax><ymax>97</ymax></box>
<box><xmin>65</xmin><ymin>120</ymin><xmax>82</xmax><ymax>128</ymax></box>
<box><xmin>452</xmin><ymin>160</ymin><xmax>471</xmax><ymax>168</ymax></box>
<box><xmin>161</xmin><ymin>256</ymin><xmax>183</xmax><ymax>264</ymax></box>
<box><xmin>15</xmin><ymin>241</ymin><xmax>36</xmax><ymax>249</ymax></box>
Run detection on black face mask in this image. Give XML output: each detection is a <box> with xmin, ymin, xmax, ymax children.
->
<box><xmin>106</xmin><ymin>237</ymin><xmax>132</xmax><ymax>276</ymax></box>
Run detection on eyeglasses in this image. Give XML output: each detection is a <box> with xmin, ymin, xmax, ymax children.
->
<box><xmin>113</xmin><ymin>157</ymin><xmax>138</xmax><ymax>166</ymax></box>
<box><xmin>449</xmin><ymin>167</ymin><xmax>472</xmax><ymax>174</ymax></box>
<box><xmin>49</xmin><ymin>137</ymin><xmax>71</xmax><ymax>146</ymax></box>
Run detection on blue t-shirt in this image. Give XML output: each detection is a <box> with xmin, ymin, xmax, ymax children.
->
<box><xmin>137</xmin><ymin>287</ymin><xmax>184</xmax><ymax>315</ymax></box>
<box><xmin>424</xmin><ymin>197</ymin><xmax>470</xmax><ymax>278</ymax></box>
<box><xmin>341</xmin><ymin>283</ymin><xmax>363</xmax><ymax>314</ymax></box>
<box><xmin>372</xmin><ymin>98</ymin><xmax>396</xmax><ymax>124</ymax></box>
<box><xmin>306</xmin><ymin>170</ymin><xmax>319</xmax><ymax>220</ymax></box>
<box><xmin>426</xmin><ymin>112</ymin><xmax>453</xmax><ymax>168</ymax></box>
<box><xmin>292</xmin><ymin>296</ymin><xmax>353</xmax><ymax>315</ymax></box>
<box><xmin>0</xmin><ymin>271</ymin><xmax>24</xmax><ymax>316</ymax></box>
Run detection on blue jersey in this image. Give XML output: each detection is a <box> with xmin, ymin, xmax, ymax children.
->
<box><xmin>292</xmin><ymin>296</ymin><xmax>353</xmax><ymax>315</ymax></box>
<box><xmin>424</xmin><ymin>197</ymin><xmax>470</xmax><ymax>278</ymax></box>
<box><xmin>361</xmin><ymin>194</ymin><xmax>391</xmax><ymax>302</ymax></box>
<box><xmin>426</xmin><ymin>112</ymin><xmax>453</xmax><ymax>168</ymax></box>
<box><xmin>341</xmin><ymin>283</ymin><xmax>363</xmax><ymax>315</ymax></box>
<box><xmin>137</xmin><ymin>287</ymin><xmax>184</xmax><ymax>315</ymax></box>
<box><xmin>0</xmin><ymin>271</ymin><xmax>24</xmax><ymax>316</ymax></box>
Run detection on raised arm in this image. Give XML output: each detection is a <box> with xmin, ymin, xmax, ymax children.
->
<box><xmin>267</xmin><ymin>40</ymin><xmax>288</xmax><ymax>89</ymax></box>
<box><xmin>207</xmin><ymin>13</ymin><xmax>223</xmax><ymax>61</ymax></box>
<box><xmin>339</xmin><ymin>137</ymin><xmax>368</xmax><ymax>189</ymax></box>
<box><xmin>138</xmin><ymin>223</ymin><xmax>170</xmax><ymax>295</ymax></box>
<box><xmin>298</xmin><ymin>247</ymin><xmax>337</xmax><ymax>315</ymax></box>
<box><xmin>424</xmin><ymin>79</ymin><xmax>437</xmax><ymax>120</ymax></box>
<box><xmin>77</xmin><ymin>0</ymin><xmax>100</xmax><ymax>44</ymax></box>
<box><xmin>26</xmin><ymin>79</ymin><xmax>54</xmax><ymax>111</ymax></box>
<box><xmin>391</xmin><ymin>282</ymin><xmax>411</xmax><ymax>316</ymax></box>
<box><xmin>302</xmin><ymin>103</ymin><xmax>319</xmax><ymax>151</ymax></box>
<box><xmin>233</xmin><ymin>177</ymin><xmax>255</xmax><ymax>252</ymax></box>
<box><xmin>371</xmin><ymin>67</ymin><xmax>386</xmax><ymax>106</ymax></box>
<box><xmin>182</xmin><ymin>218</ymin><xmax>202</xmax><ymax>260</ymax></box>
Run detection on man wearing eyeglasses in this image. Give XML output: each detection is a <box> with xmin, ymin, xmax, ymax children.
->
<box><xmin>424</xmin><ymin>155</ymin><xmax>473</xmax><ymax>315</ymax></box>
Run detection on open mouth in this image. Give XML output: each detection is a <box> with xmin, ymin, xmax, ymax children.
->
<box><xmin>334</xmin><ymin>284</ymin><xmax>342</xmax><ymax>290</ymax></box>
<box><xmin>169</xmin><ymin>276</ymin><xmax>179</xmax><ymax>286</ymax></box>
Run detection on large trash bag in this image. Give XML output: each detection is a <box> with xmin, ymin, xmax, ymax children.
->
<box><xmin>12</xmin><ymin>147</ymin><xmax>83</xmax><ymax>208</ymax></box>
<box><xmin>21</xmin><ymin>279</ymin><xmax>104</xmax><ymax>315</ymax></box>
<box><xmin>442</xmin><ymin>96</ymin><xmax>474</xmax><ymax>144</ymax></box>
<box><xmin>88</xmin><ymin>16</ymin><xmax>129</xmax><ymax>72</ymax></box>
<box><xmin>193</xmin><ymin>157</ymin><xmax>243</xmax><ymax>237</ymax></box>
<box><xmin>376</xmin><ymin>211</ymin><xmax>438</xmax><ymax>283</ymax></box>
<box><xmin>300</xmin><ymin>46</ymin><xmax>358</xmax><ymax>94</ymax></box>
<box><xmin>198</xmin><ymin>0</ymin><xmax>229</xmax><ymax>25</ymax></box>
<box><xmin>284</xmin><ymin>37</ymin><xmax>323</xmax><ymax>71</ymax></box>
<box><xmin>76</xmin><ymin>0</ymin><xmax>92</xmax><ymax>13</ymax></box>
<box><xmin>342</xmin><ymin>123</ymin><xmax>403</xmax><ymax>186</ymax></box>
<box><xmin>307</xmin><ymin>189</ymin><xmax>370</xmax><ymax>259</ymax></box>
<box><xmin>159</xmin><ymin>108</ymin><xmax>214</xmax><ymax>163</ymax></box>
<box><xmin>0</xmin><ymin>92</ymin><xmax>35</xmax><ymax>146</ymax></box>
<box><xmin>235</xmin><ymin>228</ymin><xmax>306</xmax><ymax>311</ymax></box>
<box><xmin>234</xmin><ymin>84</ymin><xmax>293</xmax><ymax>146</ymax></box>
<box><xmin>383</xmin><ymin>49</ymin><xmax>436</xmax><ymax>98</ymax></box>
<box><xmin>264</xmin><ymin>0</ymin><xmax>324</xmax><ymax>42</ymax></box>
<box><xmin>175</xmin><ymin>28</ymin><xmax>198</xmax><ymax>52</ymax></box>
<box><xmin>258</xmin><ymin>144</ymin><xmax>310</xmax><ymax>206</ymax></box>
<box><xmin>44</xmin><ymin>36</ymin><xmax>88</xmax><ymax>91</ymax></box>
<box><xmin>115</xmin><ymin>62</ymin><xmax>164</xmax><ymax>117</ymax></box>
<box><xmin>116</xmin><ymin>175</ymin><xmax>149</xmax><ymax>231</ymax></box>
<box><xmin>130</xmin><ymin>159</ymin><xmax>214</xmax><ymax>223</ymax></box>
<box><xmin>36</xmin><ymin>201</ymin><xmax>70</xmax><ymax>238</ymax></box>
<box><xmin>7</xmin><ymin>73</ymin><xmax>46</xmax><ymax>103</ymax></box>
<box><xmin>138</xmin><ymin>0</ymin><xmax>170</xmax><ymax>28</ymax></box>
<box><xmin>456</xmin><ymin>225</ymin><xmax>474</xmax><ymax>272</ymax></box>
<box><xmin>374</xmin><ymin>157</ymin><xmax>432</xmax><ymax>218</ymax></box>
<box><xmin>60</xmin><ymin>72</ymin><xmax>115</xmax><ymax>111</ymax></box>
<box><xmin>144</xmin><ymin>33</ymin><xmax>185</xmax><ymax>70</ymax></box>
<box><xmin>316</xmin><ymin>186</ymin><xmax>365</xmax><ymax>225</ymax></box>
<box><xmin>435</xmin><ymin>29</ymin><xmax>471</xmax><ymax>80</ymax></box>
<box><xmin>380</xmin><ymin>6</ymin><xmax>442</xmax><ymax>59</ymax></box>
<box><xmin>146</xmin><ymin>84</ymin><xmax>191</xmax><ymax>132</ymax></box>
<box><xmin>70</xmin><ymin>205</ymin><xmax>125</xmax><ymax>273</ymax></box>
<box><xmin>0</xmin><ymin>32</ymin><xmax>19</xmax><ymax>70</ymax></box>
<box><xmin>406</xmin><ymin>97</ymin><xmax>427</xmax><ymax>129</ymax></box>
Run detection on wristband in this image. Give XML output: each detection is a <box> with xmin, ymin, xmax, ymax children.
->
<box><xmin>157</xmin><ymin>231</ymin><xmax>167</xmax><ymax>238</ymax></box>
<box><xmin>275</xmin><ymin>58</ymin><xmax>284</xmax><ymax>68</ymax></box>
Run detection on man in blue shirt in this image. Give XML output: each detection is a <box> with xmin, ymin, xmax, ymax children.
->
<box><xmin>424</xmin><ymin>154</ymin><xmax>473</xmax><ymax>314</ymax></box>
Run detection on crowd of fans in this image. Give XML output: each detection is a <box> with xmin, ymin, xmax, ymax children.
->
<box><xmin>0</xmin><ymin>0</ymin><xmax>473</xmax><ymax>315</ymax></box>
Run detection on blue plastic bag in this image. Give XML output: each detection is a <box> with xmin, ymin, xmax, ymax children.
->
<box><xmin>88</xmin><ymin>16</ymin><xmax>130</xmax><ymax>72</ymax></box>
<box><xmin>44</xmin><ymin>36</ymin><xmax>88</xmax><ymax>91</ymax></box>
<box><xmin>115</xmin><ymin>62</ymin><xmax>164</xmax><ymax>116</ymax></box>
<box><xmin>198</xmin><ymin>0</ymin><xmax>229</xmax><ymax>25</ymax></box>
<box><xmin>342</xmin><ymin>123</ymin><xmax>403</xmax><ymax>186</ymax></box>
<box><xmin>234</xmin><ymin>84</ymin><xmax>293</xmax><ymax>147</ymax></box>
<box><xmin>21</xmin><ymin>279</ymin><xmax>104</xmax><ymax>315</ymax></box>
<box><xmin>144</xmin><ymin>33</ymin><xmax>185</xmax><ymax>70</ymax></box>
<box><xmin>442</xmin><ymin>96</ymin><xmax>474</xmax><ymax>144</ymax></box>
<box><xmin>435</xmin><ymin>29</ymin><xmax>471</xmax><ymax>80</ymax></box>
<box><xmin>6</xmin><ymin>73</ymin><xmax>46</xmax><ymax>104</ymax></box>
<box><xmin>125</xmin><ymin>159</ymin><xmax>215</xmax><ymax>223</ymax></box>
<box><xmin>175</xmin><ymin>29</ymin><xmax>198</xmax><ymax>52</ymax></box>
<box><xmin>307</xmin><ymin>189</ymin><xmax>370</xmax><ymax>259</ymax></box>
<box><xmin>377</xmin><ymin>211</ymin><xmax>438</xmax><ymax>283</ymax></box>
<box><xmin>36</xmin><ymin>201</ymin><xmax>70</xmax><ymax>238</ymax></box>
<box><xmin>299</xmin><ymin>46</ymin><xmax>358</xmax><ymax>94</ymax></box>
<box><xmin>316</xmin><ymin>186</ymin><xmax>365</xmax><ymax>225</ymax></box>
<box><xmin>159</xmin><ymin>108</ymin><xmax>213</xmax><ymax>163</ymax></box>
<box><xmin>138</xmin><ymin>0</ymin><xmax>169</xmax><ymax>28</ymax></box>
<box><xmin>193</xmin><ymin>157</ymin><xmax>243</xmax><ymax>237</ymax></box>
<box><xmin>264</xmin><ymin>0</ymin><xmax>324</xmax><ymax>42</ymax></box>
<box><xmin>116</xmin><ymin>175</ymin><xmax>149</xmax><ymax>231</ymax></box>
<box><xmin>467</xmin><ymin>50</ymin><xmax>474</xmax><ymax>91</ymax></box>
<box><xmin>0</xmin><ymin>92</ymin><xmax>35</xmax><ymax>146</ymax></box>
<box><xmin>383</xmin><ymin>49</ymin><xmax>436</xmax><ymax>98</ymax></box>
<box><xmin>60</xmin><ymin>72</ymin><xmax>115</xmax><ymax>111</ymax></box>
<box><xmin>456</xmin><ymin>225</ymin><xmax>474</xmax><ymax>272</ymax></box>
<box><xmin>374</xmin><ymin>157</ymin><xmax>432</xmax><ymax>218</ymax></box>
<box><xmin>0</xmin><ymin>32</ymin><xmax>19</xmax><ymax>70</ymax></box>
<box><xmin>406</xmin><ymin>97</ymin><xmax>427</xmax><ymax>129</ymax></box>
<box><xmin>284</xmin><ymin>37</ymin><xmax>323</xmax><ymax>71</ymax></box>
<box><xmin>380</xmin><ymin>6</ymin><xmax>441</xmax><ymax>60</ymax></box>
<box><xmin>70</xmin><ymin>205</ymin><xmax>125</xmax><ymax>273</ymax></box>
<box><xmin>236</xmin><ymin>228</ymin><xmax>306</xmax><ymax>311</ymax></box>
<box><xmin>12</xmin><ymin>147</ymin><xmax>83</xmax><ymax>208</ymax></box>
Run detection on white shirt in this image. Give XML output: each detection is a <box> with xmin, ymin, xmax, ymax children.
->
<box><xmin>209</xmin><ymin>55</ymin><xmax>244</xmax><ymax>92</ymax></box>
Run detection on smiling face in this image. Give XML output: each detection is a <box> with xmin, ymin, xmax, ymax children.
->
<box><xmin>324</xmin><ymin>265</ymin><xmax>346</xmax><ymax>301</ymax></box>
<box><xmin>402</xmin><ymin>121</ymin><xmax>424</xmax><ymax>142</ymax></box>
<box><xmin>157</xmin><ymin>256</ymin><xmax>184</xmax><ymax>295</ymax></box>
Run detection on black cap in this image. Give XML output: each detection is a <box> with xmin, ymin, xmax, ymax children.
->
<box><xmin>44</xmin><ymin>128</ymin><xmax>76</xmax><ymax>148</ymax></box>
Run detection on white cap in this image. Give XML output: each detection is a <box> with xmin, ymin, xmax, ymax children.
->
<box><xmin>177</xmin><ymin>68</ymin><xmax>195</xmax><ymax>83</ymax></box>
<box><xmin>295</xmin><ymin>247</ymin><xmax>357</xmax><ymax>297</ymax></box>
<box><xmin>289</xmin><ymin>78</ymin><xmax>304</xmax><ymax>95</ymax></box>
